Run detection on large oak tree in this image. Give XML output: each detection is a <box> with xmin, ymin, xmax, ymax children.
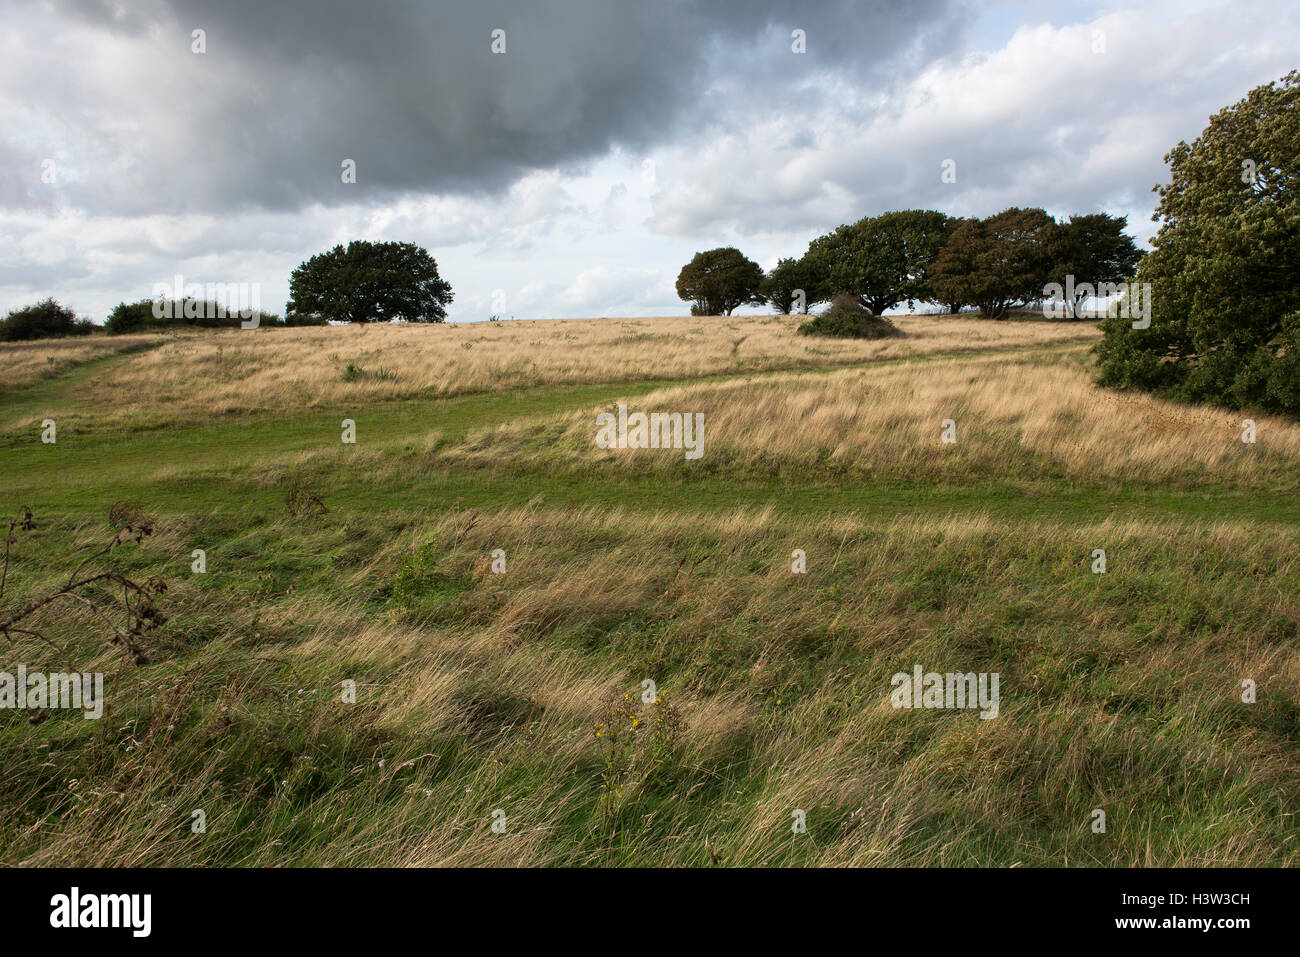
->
<box><xmin>287</xmin><ymin>241</ymin><xmax>454</xmax><ymax>324</ymax></box>
<box><xmin>675</xmin><ymin>247</ymin><xmax>765</xmax><ymax>316</ymax></box>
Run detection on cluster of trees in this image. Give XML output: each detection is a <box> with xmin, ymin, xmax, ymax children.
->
<box><xmin>1097</xmin><ymin>70</ymin><xmax>1300</xmax><ymax>415</ymax></box>
<box><xmin>677</xmin><ymin>209</ymin><xmax>1143</xmax><ymax>320</ymax></box>
<box><xmin>0</xmin><ymin>296</ymin><xmax>289</xmax><ymax>341</ymax></box>
<box><xmin>0</xmin><ymin>298</ymin><xmax>95</xmax><ymax>341</ymax></box>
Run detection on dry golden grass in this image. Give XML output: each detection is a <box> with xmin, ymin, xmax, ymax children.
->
<box><xmin>435</xmin><ymin>348</ymin><xmax>1300</xmax><ymax>487</ymax></box>
<box><xmin>46</xmin><ymin>315</ymin><xmax>1099</xmax><ymax>421</ymax></box>
<box><xmin>0</xmin><ymin>334</ymin><xmax>163</xmax><ymax>392</ymax></box>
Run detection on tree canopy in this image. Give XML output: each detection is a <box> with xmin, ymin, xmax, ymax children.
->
<box><xmin>1045</xmin><ymin>213</ymin><xmax>1143</xmax><ymax>318</ymax></box>
<box><xmin>675</xmin><ymin>247</ymin><xmax>765</xmax><ymax>316</ymax></box>
<box><xmin>760</xmin><ymin>257</ymin><xmax>823</xmax><ymax>314</ymax></box>
<box><xmin>1096</xmin><ymin>70</ymin><xmax>1300</xmax><ymax>413</ymax></box>
<box><xmin>105</xmin><ymin>298</ymin><xmax>281</xmax><ymax>334</ymax></box>
<box><xmin>930</xmin><ymin>207</ymin><xmax>1055</xmax><ymax>318</ymax></box>
<box><xmin>802</xmin><ymin>209</ymin><xmax>952</xmax><ymax>314</ymax></box>
<box><xmin>287</xmin><ymin>241</ymin><xmax>454</xmax><ymax>324</ymax></box>
<box><xmin>0</xmin><ymin>298</ymin><xmax>90</xmax><ymax>341</ymax></box>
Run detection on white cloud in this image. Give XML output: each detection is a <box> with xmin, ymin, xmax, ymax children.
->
<box><xmin>649</xmin><ymin>0</ymin><xmax>1300</xmax><ymax>247</ymax></box>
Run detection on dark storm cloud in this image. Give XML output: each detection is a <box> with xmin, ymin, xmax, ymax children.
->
<box><xmin>9</xmin><ymin>0</ymin><xmax>961</xmax><ymax>215</ymax></box>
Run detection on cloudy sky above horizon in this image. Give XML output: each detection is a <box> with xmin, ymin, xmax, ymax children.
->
<box><xmin>3</xmin><ymin>0</ymin><xmax>1297</xmax><ymax>322</ymax></box>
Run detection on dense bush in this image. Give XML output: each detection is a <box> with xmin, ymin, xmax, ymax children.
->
<box><xmin>283</xmin><ymin>312</ymin><xmax>329</xmax><ymax>326</ymax></box>
<box><xmin>797</xmin><ymin>294</ymin><xmax>905</xmax><ymax>339</ymax></box>
<box><xmin>105</xmin><ymin>298</ymin><xmax>281</xmax><ymax>334</ymax></box>
<box><xmin>0</xmin><ymin>298</ymin><xmax>92</xmax><ymax>341</ymax></box>
<box><xmin>1096</xmin><ymin>70</ymin><xmax>1300</xmax><ymax>414</ymax></box>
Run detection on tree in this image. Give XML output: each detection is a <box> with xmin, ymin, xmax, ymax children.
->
<box><xmin>1045</xmin><ymin>213</ymin><xmax>1143</xmax><ymax>318</ymax></box>
<box><xmin>935</xmin><ymin>216</ymin><xmax>974</xmax><ymax>314</ymax></box>
<box><xmin>675</xmin><ymin>247</ymin><xmax>765</xmax><ymax>316</ymax></box>
<box><xmin>802</xmin><ymin>209</ymin><xmax>951</xmax><ymax>314</ymax></box>
<box><xmin>930</xmin><ymin>207</ymin><xmax>1055</xmax><ymax>318</ymax></box>
<box><xmin>760</xmin><ymin>257</ymin><xmax>823</xmax><ymax>314</ymax></box>
<box><xmin>287</xmin><ymin>241</ymin><xmax>454</xmax><ymax>324</ymax></box>
<box><xmin>0</xmin><ymin>298</ymin><xmax>90</xmax><ymax>341</ymax></box>
<box><xmin>1096</xmin><ymin>70</ymin><xmax>1300</xmax><ymax>414</ymax></box>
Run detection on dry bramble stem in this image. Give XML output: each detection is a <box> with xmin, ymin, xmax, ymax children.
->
<box><xmin>0</xmin><ymin>505</ymin><xmax>167</xmax><ymax>665</ymax></box>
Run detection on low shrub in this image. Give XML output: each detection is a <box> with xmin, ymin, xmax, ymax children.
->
<box><xmin>797</xmin><ymin>294</ymin><xmax>905</xmax><ymax>340</ymax></box>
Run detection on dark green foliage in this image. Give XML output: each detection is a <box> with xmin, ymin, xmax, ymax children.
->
<box><xmin>1096</xmin><ymin>70</ymin><xmax>1300</xmax><ymax>414</ymax></box>
<box><xmin>1045</xmin><ymin>213</ymin><xmax>1144</xmax><ymax>318</ymax></box>
<box><xmin>283</xmin><ymin>312</ymin><xmax>328</xmax><ymax>326</ymax></box>
<box><xmin>930</xmin><ymin>208</ymin><xmax>1055</xmax><ymax>318</ymax></box>
<box><xmin>802</xmin><ymin>209</ymin><xmax>951</xmax><ymax>313</ymax></box>
<box><xmin>760</xmin><ymin>257</ymin><xmax>824</xmax><ymax>314</ymax></box>
<box><xmin>286</xmin><ymin>240</ymin><xmax>453</xmax><ymax>324</ymax></box>
<box><xmin>104</xmin><ymin>298</ymin><xmax>281</xmax><ymax>334</ymax></box>
<box><xmin>0</xmin><ymin>298</ymin><xmax>91</xmax><ymax>341</ymax></box>
<box><xmin>797</xmin><ymin>293</ymin><xmax>905</xmax><ymax>339</ymax></box>
<box><xmin>675</xmin><ymin>247</ymin><xmax>765</xmax><ymax>316</ymax></box>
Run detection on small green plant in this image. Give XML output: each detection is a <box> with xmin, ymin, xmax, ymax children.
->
<box><xmin>339</xmin><ymin>357</ymin><xmax>396</xmax><ymax>382</ymax></box>
<box><xmin>388</xmin><ymin>541</ymin><xmax>472</xmax><ymax>619</ymax></box>
<box><xmin>594</xmin><ymin>686</ymin><xmax>682</xmax><ymax>837</ymax></box>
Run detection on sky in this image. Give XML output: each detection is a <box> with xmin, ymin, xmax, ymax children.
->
<box><xmin>2</xmin><ymin>0</ymin><xmax>1297</xmax><ymax>322</ymax></box>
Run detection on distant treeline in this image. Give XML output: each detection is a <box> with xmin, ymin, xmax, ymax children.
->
<box><xmin>676</xmin><ymin>208</ymin><xmax>1143</xmax><ymax>320</ymax></box>
<box><xmin>102</xmin><ymin>299</ymin><xmax>325</xmax><ymax>334</ymax></box>
<box><xmin>0</xmin><ymin>297</ymin><xmax>327</xmax><ymax>340</ymax></box>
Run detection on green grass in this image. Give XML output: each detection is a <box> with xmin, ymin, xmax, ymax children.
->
<box><xmin>0</xmin><ymin>336</ymin><xmax>1295</xmax><ymax>867</ymax></box>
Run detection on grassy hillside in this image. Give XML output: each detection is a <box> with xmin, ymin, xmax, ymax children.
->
<box><xmin>0</xmin><ymin>316</ymin><xmax>1295</xmax><ymax>866</ymax></box>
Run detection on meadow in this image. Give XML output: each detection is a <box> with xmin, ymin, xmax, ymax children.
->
<box><xmin>0</xmin><ymin>315</ymin><xmax>1295</xmax><ymax>866</ymax></box>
